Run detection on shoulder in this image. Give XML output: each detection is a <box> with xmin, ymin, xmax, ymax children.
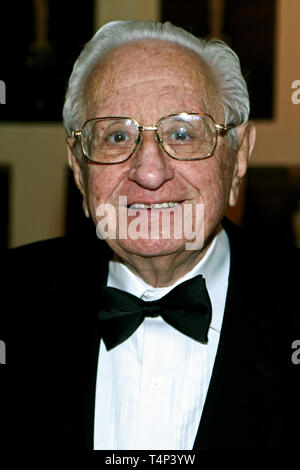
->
<box><xmin>1</xmin><ymin>232</ymin><xmax>112</xmax><ymax>344</ymax></box>
<box><xmin>2</xmin><ymin>236</ymin><xmax>78</xmax><ymax>293</ymax></box>
<box><xmin>4</xmin><ymin>233</ymin><xmax>112</xmax><ymax>276</ymax></box>
<box><xmin>5</xmin><ymin>236</ymin><xmax>72</xmax><ymax>266</ymax></box>
<box><xmin>1</xmin><ymin>233</ymin><xmax>113</xmax><ymax>307</ymax></box>
<box><xmin>222</xmin><ymin>215</ymin><xmax>300</xmax><ymax>347</ymax></box>
<box><xmin>222</xmin><ymin>216</ymin><xmax>300</xmax><ymax>279</ymax></box>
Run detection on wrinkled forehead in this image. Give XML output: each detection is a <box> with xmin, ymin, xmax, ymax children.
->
<box><xmin>85</xmin><ymin>40</ymin><xmax>220</xmax><ymax>121</ymax></box>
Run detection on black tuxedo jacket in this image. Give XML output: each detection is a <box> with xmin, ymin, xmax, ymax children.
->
<box><xmin>1</xmin><ymin>218</ymin><xmax>299</xmax><ymax>451</ymax></box>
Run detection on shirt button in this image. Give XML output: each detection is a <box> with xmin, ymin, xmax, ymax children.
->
<box><xmin>151</xmin><ymin>379</ymin><xmax>161</xmax><ymax>390</ymax></box>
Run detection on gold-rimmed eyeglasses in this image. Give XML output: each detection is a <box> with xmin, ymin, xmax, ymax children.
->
<box><xmin>71</xmin><ymin>112</ymin><xmax>236</xmax><ymax>164</ymax></box>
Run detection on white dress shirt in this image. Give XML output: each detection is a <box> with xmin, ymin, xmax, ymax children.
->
<box><xmin>94</xmin><ymin>228</ymin><xmax>230</xmax><ymax>450</ymax></box>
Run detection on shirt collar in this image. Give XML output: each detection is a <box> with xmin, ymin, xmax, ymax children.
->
<box><xmin>107</xmin><ymin>228</ymin><xmax>230</xmax><ymax>332</ymax></box>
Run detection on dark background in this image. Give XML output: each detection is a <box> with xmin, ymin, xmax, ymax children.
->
<box><xmin>0</xmin><ymin>0</ymin><xmax>275</xmax><ymax>122</ymax></box>
<box><xmin>0</xmin><ymin>0</ymin><xmax>94</xmax><ymax>122</ymax></box>
<box><xmin>162</xmin><ymin>0</ymin><xmax>276</xmax><ymax>120</ymax></box>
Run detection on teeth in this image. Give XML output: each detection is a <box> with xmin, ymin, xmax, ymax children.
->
<box><xmin>129</xmin><ymin>202</ymin><xmax>180</xmax><ymax>210</ymax></box>
<box><xmin>129</xmin><ymin>203</ymin><xmax>150</xmax><ymax>209</ymax></box>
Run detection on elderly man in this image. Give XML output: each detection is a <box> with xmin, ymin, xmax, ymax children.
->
<box><xmin>1</xmin><ymin>20</ymin><xmax>298</xmax><ymax>451</ymax></box>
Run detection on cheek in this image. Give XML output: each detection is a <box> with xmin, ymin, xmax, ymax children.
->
<box><xmin>84</xmin><ymin>167</ymin><xmax>116</xmax><ymax>219</ymax></box>
<box><xmin>191</xmin><ymin>149</ymin><xmax>234</xmax><ymax>218</ymax></box>
<box><xmin>203</xmin><ymin>172</ymin><xmax>227</xmax><ymax>220</ymax></box>
<box><xmin>189</xmin><ymin>161</ymin><xmax>227</xmax><ymax>201</ymax></box>
<box><xmin>210</xmin><ymin>153</ymin><xmax>235</xmax><ymax>215</ymax></box>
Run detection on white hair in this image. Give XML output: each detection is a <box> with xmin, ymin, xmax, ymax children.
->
<box><xmin>63</xmin><ymin>20</ymin><xmax>250</xmax><ymax>150</ymax></box>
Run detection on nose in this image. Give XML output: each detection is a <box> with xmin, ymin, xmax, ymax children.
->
<box><xmin>127</xmin><ymin>132</ymin><xmax>175</xmax><ymax>190</ymax></box>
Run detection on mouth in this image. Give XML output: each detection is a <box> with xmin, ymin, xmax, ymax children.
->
<box><xmin>127</xmin><ymin>201</ymin><xmax>183</xmax><ymax>210</ymax></box>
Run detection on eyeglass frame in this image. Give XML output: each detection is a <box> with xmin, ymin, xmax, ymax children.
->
<box><xmin>71</xmin><ymin>112</ymin><xmax>236</xmax><ymax>164</ymax></box>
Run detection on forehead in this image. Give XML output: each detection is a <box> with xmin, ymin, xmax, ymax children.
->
<box><xmin>87</xmin><ymin>40</ymin><xmax>218</xmax><ymax>120</ymax></box>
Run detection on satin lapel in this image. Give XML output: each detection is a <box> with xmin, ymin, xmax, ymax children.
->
<box><xmin>61</xmin><ymin>239</ymin><xmax>111</xmax><ymax>450</ymax></box>
<box><xmin>73</xmin><ymin>305</ymin><xmax>102</xmax><ymax>450</ymax></box>
<box><xmin>193</xmin><ymin>223</ymin><xmax>247</xmax><ymax>449</ymax></box>
<box><xmin>193</xmin><ymin>219</ymin><xmax>282</xmax><ymax>449</ymax></box>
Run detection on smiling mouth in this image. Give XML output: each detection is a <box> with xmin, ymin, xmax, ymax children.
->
<box><xmin>128</xmin><ymin>201</ymin><xmax>183</xmax><ymax>210</ymax></box>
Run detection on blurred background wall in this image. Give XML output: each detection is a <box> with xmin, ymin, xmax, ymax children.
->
<box><xmin>0</xmin><ymin>0</ymin><xmax>299</xmax><ymax>248</ymax></box>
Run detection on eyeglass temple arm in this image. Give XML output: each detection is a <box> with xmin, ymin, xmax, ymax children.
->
<box><xmin>71</xmin><ymin>130</ymin><xmax>82</xmax><ymax>137</ymax></box>
<box><xmin>215</xmin><ymin>123</ymin><xmax>236</xmax><ymax>132</ymax></box>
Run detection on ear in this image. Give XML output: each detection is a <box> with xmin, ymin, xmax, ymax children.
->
<box><xmin>66</xmin><ymin>138</ymin><xmax>90</xmax><ymax>218</ymax></box>
<box><xmin>229</xmin><ymin>121</ymin><xmax>256</xmax><ymax>207</ymax></box>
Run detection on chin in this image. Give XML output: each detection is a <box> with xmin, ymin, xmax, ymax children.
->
<box><xmin>109</xmin><ymin>237</ymin><xmax>188</xmax><ymax>258</ymax></box>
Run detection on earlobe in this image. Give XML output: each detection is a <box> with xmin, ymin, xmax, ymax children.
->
<box><xmin>66</xmin><ymin>140</ymin><xmax>91</xmax><ymax>218</ymax></box>
<box><xmin>228</xmin><ymin>122</ymin><xmax>256</xmax><ymax>207</ymax></box>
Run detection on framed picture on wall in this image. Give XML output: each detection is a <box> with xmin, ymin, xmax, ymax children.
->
<box><xmin>0</xmin><ymin>0</ymin><xmax>94</xmax><ymax>122</ymax></box>
<box><xmin>161</xmin><ymin>0</ymin><xmax>276</xmax><ymax>119</ymax></box>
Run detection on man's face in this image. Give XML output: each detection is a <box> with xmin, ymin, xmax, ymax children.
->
<box><xmin>69</xmin><ymin>41</ymin><xmax>252</xmax><ymax>262</ymax></box>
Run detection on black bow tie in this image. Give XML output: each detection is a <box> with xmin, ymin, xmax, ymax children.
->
<box><xmin>98</xmin><ymin>274</ymin><xmax>212</xmax><ymax>351</ymax></box>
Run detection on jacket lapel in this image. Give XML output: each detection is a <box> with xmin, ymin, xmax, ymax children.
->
<box><xmin>59</xmin><ymin>237</ymin><xmax>111</xmax><ymax>450</ymax></box>
<box><xmin>193</xmin><ymin>219</ymin><xmax>282</xmax><ymax>449</ymax></box>
<box><xmin>193</xmin><ymin>244</ymin><xmax>250</xmax><ymax>449</ymax></box>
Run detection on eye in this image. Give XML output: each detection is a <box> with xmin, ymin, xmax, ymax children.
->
<box><xmin>108</xmin><ymin>131</ymin><xmax>129</xmax><ymax>144</ymax></box>
<box><xmin>170</xmin><ymin>127</ymin><xmax>191</xmax><ymax>141</ymax></box>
